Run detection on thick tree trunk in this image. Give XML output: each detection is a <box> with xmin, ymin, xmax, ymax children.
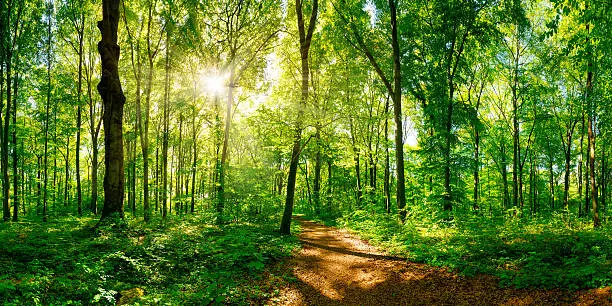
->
<box><xmin>97</xmin><ymin>0</ymin><xmax>126</xmax><ymax>220</ymax></box>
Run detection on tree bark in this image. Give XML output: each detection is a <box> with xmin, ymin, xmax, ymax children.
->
<box><xmin>11</xmin><ymin>68</ymin><xmax>18</xmax><ymax>221</ymax></box>
<box><xmin>313</xmin><ymin>128</ymin><xmax>321</xmax><ymax>214</ymax></box>
<box><xmin>2</xmin><ymin>41</ymin><xmax>11</xmax><ymax>222</ymax></box>
<box><xmin>75</xmin><ymin>12</ymin><xmax>84</xmax><ymax>216</ymax></box>
<box><xmin>384</xmin><ymin>98</ymin><xmax>391</xmax><ymax>213</ymax></box>
<box><xmin>43</xmin><ymin>1</ymin><xmax>52</xmax><ymax>222</ymax></box>
<box><xmin>349</xmin><ymin>119</ymin><xmax>362</xmax><ymax>205</ymax></box>
<box><xmin>280</xmin><ymin>0</ymin><xmax>318</xmax><ymax>235</ymax></box>
<box><xmin>583</xmin><ymin>3</ymin><xmax>598</xmax><ymax>226</ymax></box>
<box><xmin>97</xmin><ymin>0</ymin><xmax>126</xmax><ymax>220</ymax></box>
<box><xmin>191</xmin><ymin>82</ymin><xmax>198</xmax><ymax>213</ymax></box>
<box><xmin>63</xmin><ymin>137</ymin><xmax>70</xmax><ymax>206</ymax></box>
<box><xmin>578</xmin><ymin>112</ymin><xmax>585</xmax><ymax>217</ymax></box>
<box><xmin>389</xmin><ymin>0</ymin><xmax>407</xmax><ymax>219</ymax></box>
<box><xmin>161</xmin><ymin>24</ymin><xmax>170</xmax><ymax>219</ymax></box>
<box><xmin>561</xmin><ymin>121</ymin><xmax>576</xmax><ymax>211</ymax></box>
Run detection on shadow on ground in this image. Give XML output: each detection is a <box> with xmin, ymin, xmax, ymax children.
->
<box><xmin>268</xmin><ymin>218</ymin><xmax>612</xmax><ymax>306</ymax></box>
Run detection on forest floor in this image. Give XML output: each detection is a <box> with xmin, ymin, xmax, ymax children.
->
<box><xmin>268</xmin><ymin>217</ymin><xmax>612</xmax><ymax>305</ymax></box>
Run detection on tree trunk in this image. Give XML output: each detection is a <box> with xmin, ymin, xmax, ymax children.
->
<box><xmin>191</xmin><ymin>102</ymin><xmax>197</xmax><ymax>213</ymax></box>
<box><xmin>473</xmin><ymin>82</ymin><xmax>483</xmax><ymax>211</ymax></box>
<box><xmin>578</xmin><ymin>112</ymin><xmax>585</xmax><ymax>217</ymax></box>
<box><xmin>313</xmin><ymin>128</ymin><xmax>321</xmax><ymax>215</ymax></box>
<box><xmin>161</xmin><ymin>27</ymin><xmax>170</xmax><ymax>219</ymax></box>
<box><xmin>280</xmin><ymin>0</ymin><xmax>318</xmax><ymax>235</ymax></box>
<box><xmin>563</xmin><ymin>130</ymin><xmax>574</xmax><ymax>211</ymax></box>
<box><xmin>177</xmin><ymin>114</ymin><xmax>183</xmax><ymax>213</ymax></box>
<box><xmin>130</xmin><ymin>136</ymin><xmax>136</xmax><ymax>214</ymax></box>
<box><xmin>87</xmin><ymin>31</ymin><xmax>101</xmax><ymax>215</ymax></box>
<box><xmin>349</xmin><ymin>119</ymin><xmax>362</xmax><ymax>205</ymax></box>
<box><xmin>64</xmin><ymin>137</ymin><xmax>70</xmax><ymax>206</ymax></box>
<box><xmin>2</xmin><ymin>49</ymin><xmax>11</xmax><ymax>222</ymax></box>
<box><xmin>443</xmin><ymin>84</ymin><xmax>454</xmax><ymax>212</ymax></box>
<box><xmin>91</xmin><ymin>134</ymin><xmax>99</xmax><ymax>214</ymax></box>
<box><xmin>97</xmin><ymin>0</ymin><xmax>126</xmax><ymax>220</ymax></box>
<box><xmin>389</xmin><ymin>0</ymin><xmax>406</xmax><ymax>219</ymax></box>
<box><xmin>76</xmin><ymin>26</ymin><xmax>83</xmax><ymax>216</ymax></box>
<box><xmin>384</xmin><ymin>98</ymin><xmax>391</xmax><ymax>213</ymax></box>
<box><xmin>155</xmin><ymin>144</ymin><xmax>159</xmax><ymax>213</ymax></box>
<box><xmin>549</xmin><ymin>146</ymin><xmax>555</xmax><ymax>210</ymax></box>
<box><xmin>585</xmin><ymin>8</ymin><xmax>599</xmax><ymax>227</ymax></box>
<box><xmin>0</xmin><ymin>0</ymin><xmax>3</xmax><ymax>221</ymax></box>
<box><xmin>11</xmin><ymin>68</ymin><xmax>18</xmax><ymax>221</ymax></box>
<box><xmin>327</xmin><ymin>159</ymin><xmax>333</xmax><ymax>208</ymax></box>
<box><xmin>501</xmin><ymin>142</ymin><xmax>509</xmax><ymax>210</ymax></box>
<box><xmin>43</xmin><ymin>1</ymin><xmax>52</xmax><ymax>222</ymax></box>
<box><xmin>217</xmin><ymin>64</ymin><xmax>235</xmax><ymax>222</ymax></box>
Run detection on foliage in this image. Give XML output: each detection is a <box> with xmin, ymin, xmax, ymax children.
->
<box><xmin>338</xmin><ymin>208</ymin><xmax>612</xmax><ymax>290</ymax></box>
<box><xmin>0</xmin><ymin>213</ymin><xmax>299</xmax><ymax>305</ymax></box>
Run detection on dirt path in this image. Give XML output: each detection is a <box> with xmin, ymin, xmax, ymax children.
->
<box><xmin>269</xmin><ymin>218</ymin><xmax>611</xmax><ymax>305</ymax></box>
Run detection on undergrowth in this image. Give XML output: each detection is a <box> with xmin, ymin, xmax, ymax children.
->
<box><xmin>336</xmin><ymin>207</ymin><xmax>612</xmax><ymax>290</ymax></box>
<box><xmin>0</xmin><ymin>213</ymin><xmax>300</xmax><ymax>305</ymax></box>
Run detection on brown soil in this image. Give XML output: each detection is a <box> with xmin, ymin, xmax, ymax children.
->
<box><xmin>268</xmin><ymin>218</ymin><xmax>612</xmax><ymax>305</ymax></box>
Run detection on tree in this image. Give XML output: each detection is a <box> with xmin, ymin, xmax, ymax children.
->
<box><xmin>202</xmin><ymin>0</ymin><xmax>281</xmax><ymax>221</ymax></box>
<box><xmin>84</xmin><ymin>18</ymin><xmax>102</xmax><ymax>215</ymax></box>
<box><xmin>280</xmin><ymin>0</ymin><xmax>319</xmax><ymax>235</ymax></box>
<box><xmin>97</xmin><ymin>0</ymin><xmax>126</xmax><ymax>220</ymax></box>
<box><xmin>60</xmin><ymin>0</ymin><xmax>88</xmax><ymax>215</ymax></box>
<box><xmin>333</xmin><ymin>0</ymin><xmax>407</xmax><ymax>220</ymax></box>
<box><xmin>43</xmin><ymin>0</ymin><xmax>53</xmax><ymax>222</ymax></box>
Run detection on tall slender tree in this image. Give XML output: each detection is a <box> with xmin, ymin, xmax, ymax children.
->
<box><xmin>280</xmin><ymin>0</ymin><xmax>319</xmax><ymax>235</ymax></box>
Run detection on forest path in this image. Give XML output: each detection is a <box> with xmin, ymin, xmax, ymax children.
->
<box><xmin>268</xmin><ymin>217</ymin><xmax>610</xmax><ymax>305</ymax></box>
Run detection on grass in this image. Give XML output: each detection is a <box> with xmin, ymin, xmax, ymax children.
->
<box><xmin>0</xmin><ymin>212</ymin><xmax>300</xmax><ymax>305</ymax></box>
<box><xmin>337</xmin><ymin>209</ymin><xmax>612</xmax><ymax>290</ymax></box>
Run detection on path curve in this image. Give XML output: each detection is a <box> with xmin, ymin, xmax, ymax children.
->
<box><xmin>269</xmin><ymin>218</ymin><xmax>611</xmax><ymax>305</ymax></box>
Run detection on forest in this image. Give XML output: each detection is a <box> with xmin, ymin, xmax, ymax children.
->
<box><xmin>1</xmin><ymin>0</ymin><xmax>612</xmax><ymax>304</ymax></box>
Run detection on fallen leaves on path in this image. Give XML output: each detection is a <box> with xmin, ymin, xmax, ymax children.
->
<box><xmin>268</xmin><ymin>219</ymin><xmax>612</xmax><ymax>305</ymax></box>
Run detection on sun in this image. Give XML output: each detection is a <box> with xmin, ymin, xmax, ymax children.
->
<box><xmin>203</xmin><ymin>74</ymin><xmax>227</xmax><ymax>95</ymax></box>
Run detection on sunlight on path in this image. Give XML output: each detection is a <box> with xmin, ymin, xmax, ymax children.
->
<box><xmin>268</xmin><ymin>219</ymin><xmax>610</xmax><ymax>306</ymax></box>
